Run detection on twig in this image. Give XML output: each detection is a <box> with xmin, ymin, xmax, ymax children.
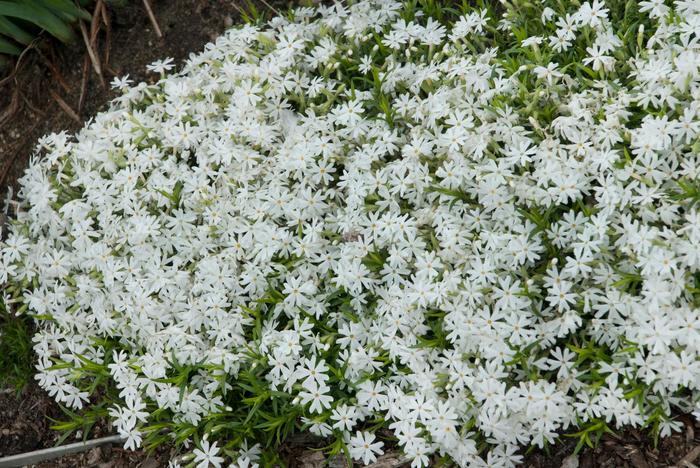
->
<box><xmin>49</xmin><ymin>89</ymin><xmax>81</xmax><ymax>124</ymax></box>
<box><xmin>0</xmin><ymin>88</ymin><xmax>19</xmax><ymax>128</ymax></box>
<box><xmin>142</xmin><ymin>0</ymin><xmax>163</xmax><ymax>38</ymax></box>
<box><xmin>230</xmin><ymin>2</ymin><xmax>246</xmax><ymax>20</ymax></box>
<box><xmin>258</xmin><ymin>0</ymin><xmax>282</xmax><ymax>17</ymax></box>
<box><xmin>365</xmin><ymin>453</ymin><xmax>411</xmax><ymax>468</ymax></box>
<box><xmin>0</xmin><ymin>39</ymin><xmax>40</xmax><ymax>89</ymax></box>
<box><xmin>679</xmin><ymin>446</ymin><xmax>700</xmax><ymax>468</ymax></box>
<box><xmin>19</xmin><ymin>89</ymin><xmax>46</xmax><ymax>117</ymax></box>
<box><xmin>100</xmin><ymin>0</ymin><xmax>109</xmax><ymax>27</ymax></box>
<box><xmin>90</xmin><ymin>0</ymin><xmax>103</xmax><ymax>45</ymax></box>
<box><xmin>0</xmin><ymin>120</ymin><xmax>41</xmax><ymax>191</ymax></box>
<box><xmin>78</xmin><ymin>55</ymin><xmax>90</xmax><ymax>114</ymax></box>
<box><xmin>35</xmin><ymin>49</ymin><xmax>70</xmax><ymax>94</ymax></box>
<box><xmin>103</xmin><ymin>64</ymin><xmax>118</xmax><ymax>77</ymax></box>
<box><xmin>628</xmin><ymin>448</ymin><xmax>650</xmax><ymax>468</ymax></box>
<box><xmin>100</xmin><ymin>1</ymin><xmax>112</xmax><ymax>70</ymax></box>
<box><xmin>78</xmin><ymin>20</ymin><xmax>103</xmax><ymax>85</ymax></box>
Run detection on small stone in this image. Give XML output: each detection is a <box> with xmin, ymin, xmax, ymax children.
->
<box><xmin>86</xmin><ymin>447</ymin><xmax>102</xmax><ymax>465</ymax></box>
<box><xmin>224</xmin><ymin>16</ymin><xmax>234</xmax><ymax>28</ymax></box>
<box><xmin>139</xmin><ymin>456</ymin><xmax>160</xmax><ymax>468</ymax></box>
<box><xmin>561</xmin><ymin>454</ymin><xmax>579</xmax><ymax>468</ymax></box>
<box><xmin>299</xmin><ymin>451</ymin><xmax>325</xmax><ymax>468</ymax></box>
<box><xmin>327</xmin><ymin>454</ymin><xmax>348</xmax><ymax>468</ymax></box>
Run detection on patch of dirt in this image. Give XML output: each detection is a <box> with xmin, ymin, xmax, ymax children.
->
<box><xmin>524</xmin><ymin>415</ymin><xmax>700</xmax><ymax>468</ymax></box>
<box><xmin>0</xmin><ymin>383</ymin><xmax>171</xmax><ymax>466</ymax></box>
<box><xmin>0</xmin><ymin>385</ymin><xmax>63</xmax><ymax>456</ymax></box>
<box><xmin>37</xmin><ymin>448</ymin><xmax>165</xmax><ymax>468</ymax></box>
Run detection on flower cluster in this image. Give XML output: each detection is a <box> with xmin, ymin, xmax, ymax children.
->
<box><xmin>2</xmin><ymin>0</ymin><xmax>700</xmax><ymax>466</ymax></box>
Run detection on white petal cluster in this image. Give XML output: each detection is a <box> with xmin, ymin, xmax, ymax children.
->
<box><xmin>2</xmin><ymin>0</ymin><xmax>700</xmax><ymax>466</ymax></box>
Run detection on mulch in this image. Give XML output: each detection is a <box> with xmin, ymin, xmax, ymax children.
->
<box><xmin>0</xmin><ymin>384</ymin><xmax>170</xmax><ymax>467</ymax></box>
<box><xmin>1</xmin><ymin>1</ymin><xmax>700</xmax><ymax>467</ymax></box>
<box><xmin>525</xmin><ymin>415</ymin><xmax>700</xmax><ymax>468</ymax></box>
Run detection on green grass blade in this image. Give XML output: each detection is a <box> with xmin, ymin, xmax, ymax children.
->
<box><xmin>39</xmin><ymin>0</ymin><xmax>93</xmax><ymax>21</ymax></box>
<box><xmin>0</xmin><ymin>2</ymin><xmax>75</xmax><ymax>43</ymax></box>
<box><xmin>0</xmin><ymin>35</ymin><xmax>21</xmax><ymax>54</ymax></box>
<box><xmin>0</xmin><ymin>15</ymin><xmax>34</xmax><ymax>44</ymax></box>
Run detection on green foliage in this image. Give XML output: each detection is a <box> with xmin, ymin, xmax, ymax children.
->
<box><xmin>234</xmin><ymin>0</ymin><xmax>272</xmax><ymax>25</ymax></box>
<box><xmin>0</xmin><ymin>295</ymin><xmax>34</xmax><ymax>390</ymax></box>
<box><xmin>0</xmin><ymin>0</ymin><xmax>91</xmax><ymax>57</ymax></box>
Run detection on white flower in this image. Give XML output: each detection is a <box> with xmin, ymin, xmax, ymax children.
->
<box><xmin>521</xmin><ymin>36</ymin><xmax>543</xmax><ymax>48</ymax></box>
<box><xmin>193</xmin><ymin>438</ymin><xmax>225</xmax><ymax>468</ymax></box>
<box><xmin>147</xmin><ymin>57</ymin><xmax>176</xmax><ymax>74</ymax></box>
<box><xmin>110</xmin><ymin>75</ymin><xmax>133</xmax><ymax>90</ymax></box>
<box><xmin>331</xmin><ymin>403</ymin><xmax>359</xmax><ymax>431</ymax></box>
<box><xmin>298</xmin><ymin>380</ymin><xmax>333</xmax><ymax>414</ymax></box>
<box><xmin>348</xmin><ymin>431</ymin><xmax>384</xmax><ymax>465</ymax></box>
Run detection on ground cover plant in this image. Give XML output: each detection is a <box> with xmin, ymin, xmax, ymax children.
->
<box><xmin>2</xmin><ymin>0</ymin><xmax>700</xmax><ymax>466</ymax></box>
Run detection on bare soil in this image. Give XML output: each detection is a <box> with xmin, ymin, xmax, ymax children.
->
<box><xmin>525</xmin><ymin>416</ymin><xmax>700</xmax><ymax>468</ymax></box>
<box><xmin>0</xmin><ymin>384</ymin><xmax>171</xmax><ymax>466</ymax></box>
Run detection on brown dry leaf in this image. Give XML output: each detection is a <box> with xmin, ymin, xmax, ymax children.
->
<box><xmin>675</xmin><ymin>446</ymin><xmax>700</xmax><ymax>468</ymax></box>
<box><xmin>560</xmin><ymin>454</ymin><xmax>579</xmax><ymax>468</ymax></box>
<box><xmin>298</xmin><ymin>450</ymin><xmax>325</xmax><ymax>468</ymax></box>
<box><xmin>627</xmin><ymin>448</ymin><xmax>650</xmax><ymax>468</ymax></box>
<box><xmin>365</xmin><ymin>452</ymin><xmax>411</xmax><ymax>468</ymax></box>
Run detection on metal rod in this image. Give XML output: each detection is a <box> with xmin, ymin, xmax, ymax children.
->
<box><xmin>0</xmin><ymin>435</ymin><xmax>124</xmax><ymax>468</ymax></box>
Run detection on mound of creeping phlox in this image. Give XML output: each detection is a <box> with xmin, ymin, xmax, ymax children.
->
<box><xmin>2</xmin><ymin>0</ymin><xmax>700</xmax><ymax>466</ymax></box>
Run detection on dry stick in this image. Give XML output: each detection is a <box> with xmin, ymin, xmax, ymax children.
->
<box><xmin>78</xmin><ymin>0</ymin><xmax>104</xmax><ymax>114</ymax></box>
<box><xmin>680</xmin><ymin>446</ymin><xmax>700</xmax><ymax>467</ymax></box>
<box><xmin>79</xmin><ymin>20</ymin><xmax>103</xmax><ymax>86</ymax></box>
<box><xmin>258</xmin><ymin>0</ymin><xmax>282</xmax><ymax>17</ymax></box>
<box><xmin>0</xmin><ymin>120</ymin><xmax>40</xmax><ymax>190</ymax></box>
<box><xmin>49</xmin><ymin>89</ymin><xmax>81</xmax><ymax>124</ymax></box>
<box><xmin>35</xmin><ymin>49</ymin><xmax>71</xmax><ymax>94</ymax></box>
<box><xmin>100</xmin><ymin>2</ymin><xmax>112</xmax><ymax>70</ymax></box>
<box><xmin>142</xmin><ymin>0</ymin><xmax>163</xmax><ymax>38</ymax></box>
<box><xmin>0</xmin><ymin>38</ymin><xmax>39</xmax><ymax>89</ymax></box>
<box><xmin>364</xmin><ymin>453</ymin><xmax>411</xmax><ymax>468</ymax></box>
<box><xmin>78</xmin><ymin>55</ymin><xmax>90</xmax><ymax>114</ymax></box>
<box><xmin>100</xmin><ymin>0</ymin><xmax>109</xmax><ymax>26</ymax></box>
<box><xmin>0</xmin><ymin>40</ymin><xmax>38</xmax><ymax>131</ymax></box>
<box><xmin>19</xmin><ymin>89</ymin><xmax>46</xmax><ymax>117</ymax></box>
<box><xmin>230</xmin><ymin>2</ymin><xmax>246</xmax><ymax>20</ymax></box>
<box><xmin>0</xmin><ymin>88</ymin><xmax>19</xmax><ymax>128</ymax></box>
<box><xmin>90</xmin><ymin>0</ymin><xmax>103</xmax><ymax>44</ymax></box>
